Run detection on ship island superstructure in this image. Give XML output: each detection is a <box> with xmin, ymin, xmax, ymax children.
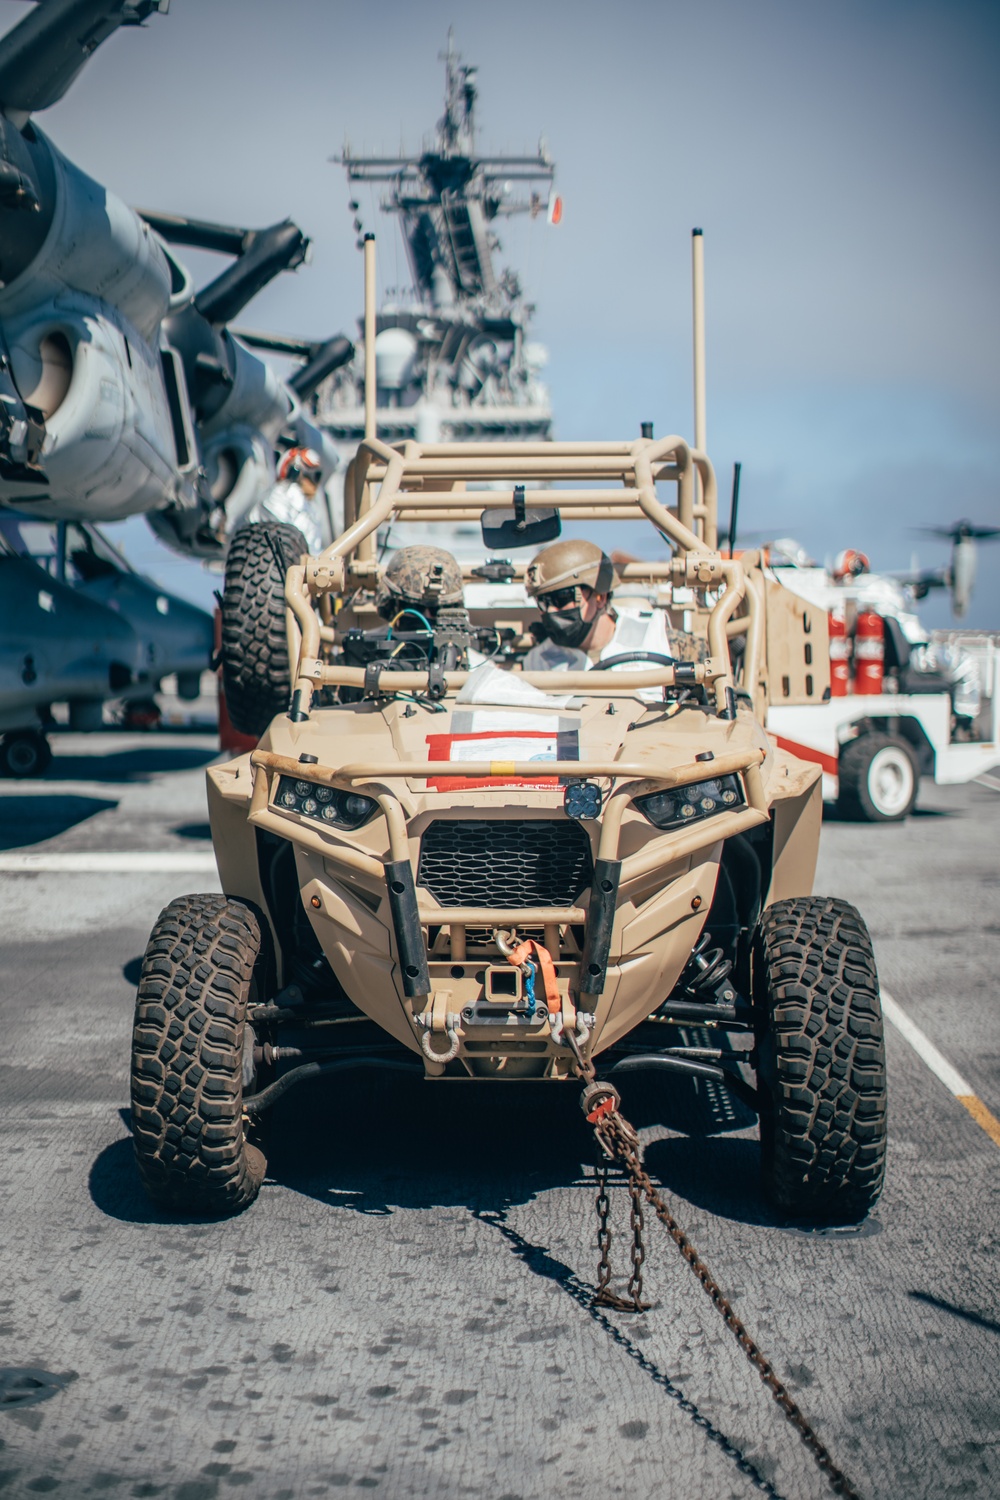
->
<box><xmin>317</xmin><ymin>40</ymin><xmax>559</xmax><ymax>546</ymax></box>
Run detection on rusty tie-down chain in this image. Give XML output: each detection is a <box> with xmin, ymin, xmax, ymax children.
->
<box><xmin>567</xmin><ymin>1038</ymin><xmax>861</xmax><ymax>1500</ymax></box>
<box><xmin>593</xmin><ymin>1159</ymin><xmax>651</xmax><ymax>1312</ymax></box>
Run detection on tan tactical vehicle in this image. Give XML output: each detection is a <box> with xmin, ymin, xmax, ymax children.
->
<box><xmin>130</xmin><ymin>435</ymin><xmax>887</xmax><ymax>1226</ymax></box>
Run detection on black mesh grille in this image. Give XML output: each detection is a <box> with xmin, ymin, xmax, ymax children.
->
<box><xmin>418</xmin><ymin>820</ymin><xmax>593</xmax><ymax>909</ymax></box>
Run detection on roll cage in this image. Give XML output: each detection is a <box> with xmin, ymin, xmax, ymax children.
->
<box><xmin>281</xmin><ymin>435</ymin><xmax>764</xmax><ymax>719</ymax></box>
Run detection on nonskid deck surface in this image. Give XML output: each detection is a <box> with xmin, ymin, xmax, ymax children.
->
<box><xmin>0</xmin><ymin>731</ymin><xmax>998</xmax><ymax>1499</ymax></box>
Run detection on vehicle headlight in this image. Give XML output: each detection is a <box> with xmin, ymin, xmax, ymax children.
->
<box><xmin>275</xmin><ymin>776</ymin><xmax>377</xmax><ymax>830</ymax></box>
<box><xmin>635</xmin><ymin>774</ymin><xmax>744</xmax><ymax>830</ymax></box>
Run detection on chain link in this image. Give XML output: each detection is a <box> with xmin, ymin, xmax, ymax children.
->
<box><xmin>575</xmin><ymin>1059</ymin><xmax>861</xmax><ymax>1500</ymax></box>
<box><xmin>592</xmin><ymin>1159</ymin><xmax>652</xmax><ymax>1313</ymax></box>
<box><xmin>626</xmin><ymin>1175</ymin><xmax>650</xmax><ymax>1310</ymax></box>
<box><xmin>593</xmin><ymin>1161</ymin><xmax>616</xmax><ymax>1304</ymax></box>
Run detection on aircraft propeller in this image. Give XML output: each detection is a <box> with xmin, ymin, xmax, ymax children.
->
<box><xmin>910</xmin><ymin>520</ymin><xmax>1000</xmax><ymax>618</ymax></box>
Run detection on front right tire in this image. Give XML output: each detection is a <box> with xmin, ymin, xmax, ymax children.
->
<box><xmin>753</xmin><ymin>896</ymin><xmax>887</xmax><ymax>1223</ymax></box>
<box><xmin>131</xmin><ymin>894</ymin><xmax>267</xmax><ymax>1216</ymax></box>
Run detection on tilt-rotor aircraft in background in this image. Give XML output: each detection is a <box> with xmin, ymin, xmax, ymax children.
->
<box><xmin>0</xmin><ymin>0</ymin><xmax>352</xmax><ymax>767</ymax></box>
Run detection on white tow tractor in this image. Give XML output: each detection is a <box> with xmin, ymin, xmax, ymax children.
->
<box><xmin>763</xmin><ymin>544</ymin><xmax>1000</xmax><ymax>820</ymax></box>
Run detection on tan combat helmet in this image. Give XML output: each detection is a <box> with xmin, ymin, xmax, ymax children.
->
<box><xmin>524</xmin><ymin>538</ymin><xmax>620</xmax><ymax>599</ymax></box>
<box><xmin>375</xmin><ymin>545</ymin><xmax>465</xmax><ymax>618</ymax></box>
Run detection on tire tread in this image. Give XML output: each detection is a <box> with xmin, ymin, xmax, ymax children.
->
<box><xmin>130</xmin><ymin>893</ymin><xmax>265</xmax><ymax>1215</ymax></box>
<box><xmin>754</xmin><ymin>895</ymin><xmax>887</xmax><ymax>1221</ymax></box>
<box><xmin>221</xmin><ymin>522</ymin><xmax>307</xmax><ymax>736</ymax></box>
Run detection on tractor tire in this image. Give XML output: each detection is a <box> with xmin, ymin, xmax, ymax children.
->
<box><xmin>752</xmin><ymin>896</ymin><xmax>887</xmax><ymax>1223</ymax></box>
<box><xmin>837</xmin><ymin>732</ymin><xmax>918</xmax><ymax>822</ymax></box>
<box><xmin>221</xmin><ymin>521</ymin><xmax>308</xmax><ymax>738</ymax></box>
<box><xmin>130</xmin><ymin>893</ymin><xmax>267</xmax><ymax>1216</ymax></box>
<box><xmin>0</xmin><ymin>729</ymin><xmax>51</xmax><ymax>778</ymax></box>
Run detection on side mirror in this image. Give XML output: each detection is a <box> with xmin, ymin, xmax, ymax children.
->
<box><xmin>481</xmin><ymin>486</ymin><xmax>561</xmax><ymax>551</ymax></box>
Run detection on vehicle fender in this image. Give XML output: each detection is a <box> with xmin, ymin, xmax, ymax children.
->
<box><xmin>595</xmin><ymin>856</ymin><xmax>720</xmax><ymax>1051</ymax></box>
<box><xmin>205</xmin><ymin>760</ymin><xmax>271</xmax><ymax>936</ymax></box>
<box><xmin>763</xmin><ymin>771</ymin><xmax>823</xmax><ymax>907</ymax></box>
<box><xmin>849</xmin><ymin>714</ymin><xmax>936</xmax><ymax>778</ymax></box>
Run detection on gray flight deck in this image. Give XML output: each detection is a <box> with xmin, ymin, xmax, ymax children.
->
<box><xmin>0</xmin><ymin>731</ymin><xmax>997</xmax><ymax>1499</ymax></box>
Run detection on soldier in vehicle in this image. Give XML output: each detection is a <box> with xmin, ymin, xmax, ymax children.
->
<box><xmin>522</xmin><ymin>539</ymin><xmax>621</xmax><ymax>669</ymax></box>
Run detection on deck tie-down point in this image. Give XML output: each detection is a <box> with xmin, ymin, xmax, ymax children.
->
<box><xmin>499</xmin><ymin>932</ymin><xmax>593</xmax><ymax>1048</ymax></box>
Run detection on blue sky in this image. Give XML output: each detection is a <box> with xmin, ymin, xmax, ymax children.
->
<box><xmin>3</xmin><ymin>0</ymin><xmax>998</xmax><ymax>625</ymax></box>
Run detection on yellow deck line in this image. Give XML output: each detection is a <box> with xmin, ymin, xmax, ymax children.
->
<box><xmin>882</xmin><ymin>990</ymin><xmax>1000</xmax><ymax>1151</ymax></box>
<box><xmin>957</xmin><ymin>1095</ymin><xmax>1000</xmax><ymax>1148</ymax></box>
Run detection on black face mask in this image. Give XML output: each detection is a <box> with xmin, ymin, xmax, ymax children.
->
<box><xmin>536</xmin><ymin>606</ymin><xmax>592</xmax><ymax>650</ymax></box>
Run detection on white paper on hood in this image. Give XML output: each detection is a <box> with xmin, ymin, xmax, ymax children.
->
<box><xmin>455</xmin><ymin>659</ymin><xmax>579</xmax><ymax>710</ymax></box>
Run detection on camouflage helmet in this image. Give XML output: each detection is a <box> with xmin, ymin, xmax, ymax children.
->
<box><xmin>376</xmin><ymin>545</ymin><xmax>465</xmax><ymax>617</ymax></box>
<box><xmin>524</xmin><ymin>538</ymin><xmax>619</xmax><ymax>599</ymax></box>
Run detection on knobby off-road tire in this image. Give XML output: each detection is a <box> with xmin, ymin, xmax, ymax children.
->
<box><xmin>837</xmin><ymin>731</ymin><xmax>918</xmax><ymax>822</ymax></box>
<box><xmin>131</xmin><ymin>894</ymin><xmax>266</xmax><ymax>1216</ymax></box>
<box><xmin>221</xmin><ymin>521</ymin><xmax>308</xmax><ymax>738</ymax></box>
<box><xmin>753</xmin><ymin>896</ymin><xmax>887</xmax><ymax>1223</ymax></box>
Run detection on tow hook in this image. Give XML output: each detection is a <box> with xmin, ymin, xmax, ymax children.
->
<box><xmin>495</xmin><ymin>928</ymin><xmax>593</xmax><ymax>1048</ymax></box>
<box><xmin>552</xmin><ymin>1009</ymin><xmax>594</xmax><ymax>1049</ymax></box>
<box><xmin>414</xmin><ymin>1009</ymin><xmax>461</xmax><ymax>1063</ymax></box>
<box><xmin>494</xmin><ymin>930</ymin><xmax>540</xmax><ymax>1018</ymax></box>
<box><xmin>492</xmin><ymin>928</ymin><xmax>520</xmax><ymax>962</ymax></box>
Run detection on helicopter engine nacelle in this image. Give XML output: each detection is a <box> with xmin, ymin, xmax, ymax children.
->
<box><xmin>200</xmin><ymin>329</ymin><xmax>294</xmax><ymax>447</ymax></box>
<box><xmin>143</xmin><ymin>324</ymin><xmax>295</xmax><ymax>555</ymax></box>
<box><xmin>0</xmin><ymin>131</ymin><xmax>194</xmax><ymax>521</ymax></box>
<box><xmin>203</xmin><ymin>425</ymin><xmax>276</xmax><ymax>531</ymax></box>
<box><xmin>193</xmin><ymin>394</ymin><xmax>339</xmax><ymax>543</ymax></box>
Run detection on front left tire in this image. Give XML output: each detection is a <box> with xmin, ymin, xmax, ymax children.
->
<box><xmin>752</xmin><ymin>895</ymin><xmax>888</xmax><ymax>1223</ymax></box>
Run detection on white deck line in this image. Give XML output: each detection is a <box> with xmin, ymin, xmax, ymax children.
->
<box><xmin>881</xmin><ymin>990</ymin><xmax>973</xmax><ymax>1096</ymax></box>
<box><xmin>0</xmin><ymin>852</ymin><xmax>218</xmax><ymax>873</ymax></box>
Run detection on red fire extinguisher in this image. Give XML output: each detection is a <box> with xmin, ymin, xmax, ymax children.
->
<box><xmin>853</xmin><ymin>609</ymin><xmax>885</xmax><ymax>695</ymax></box>
<box><xmin>828</xmin><ymin>605</ymin><xmax>849</xmax><ymax>696</ymax></box>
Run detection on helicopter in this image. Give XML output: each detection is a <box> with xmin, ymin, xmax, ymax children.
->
<box><xmin>0</xmin><ymin>0</ymin><xmax>352</xmax><ymax>560</ymax></box>
<box><xmin>0</xmin><ymin>524</ymin><xmax>141</xmax><ymax>775</ymax></box>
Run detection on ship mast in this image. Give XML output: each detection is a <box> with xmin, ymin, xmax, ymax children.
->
<box><xmin>340</xmin><ymin>36</ymin><xmax>554</xmax><ymax>313</ymax></box>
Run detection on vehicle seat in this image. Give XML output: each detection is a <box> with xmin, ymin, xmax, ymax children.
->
<box><xmin>882</xmin><ymin>616</ymin><xmax>952</xmax><ymax>695</ymax></box>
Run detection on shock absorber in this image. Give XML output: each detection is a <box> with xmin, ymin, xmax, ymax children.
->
<box><xmin>677</xmin><ymin>933</ymin><xmax>737</xmax><ymax>1008</ymax></box>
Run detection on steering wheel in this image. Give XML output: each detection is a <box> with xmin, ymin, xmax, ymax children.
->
<box><xmin>595</xmin><ymin>651</ymin><xmax>679</xmax><ymax>670</ymax></box>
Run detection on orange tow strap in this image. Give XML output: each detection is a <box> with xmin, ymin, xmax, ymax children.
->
<box><xmin>506</xmin><ymin>939</ymin><xmax>561</xmax><ymax>1016</ymax></box>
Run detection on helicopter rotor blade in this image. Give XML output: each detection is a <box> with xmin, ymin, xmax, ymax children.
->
<box><xmin>914</xmin><ymin>521</ymin><xmax>1000</xmax><ymax>542</ymax></box>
